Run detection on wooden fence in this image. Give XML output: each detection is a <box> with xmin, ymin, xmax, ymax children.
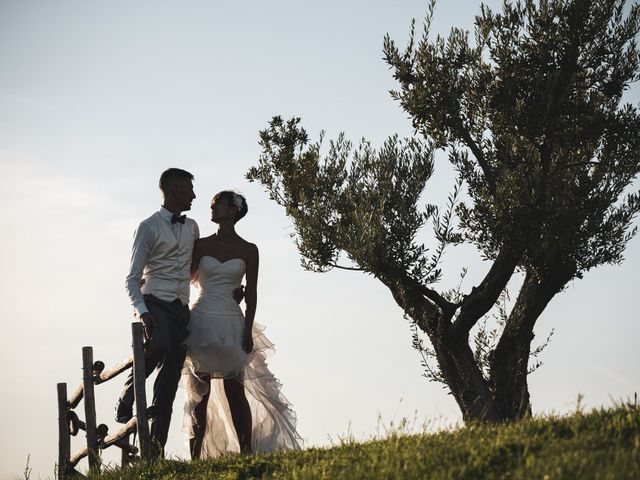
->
<box><xmin>56</xmin><ymin>323</ymin><xmax>152</xmax><ymax>478</ymax></box>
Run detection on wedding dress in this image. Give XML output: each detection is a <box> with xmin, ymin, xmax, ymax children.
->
<box><xmin>181</xmin><ymin>255</ymin><xmax>302</xmax><ymax>456</ymax></box>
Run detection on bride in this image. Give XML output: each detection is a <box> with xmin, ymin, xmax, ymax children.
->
<box><xmin>181</xmin><ymin>190</ymin><xmax>302</xmax><ymax>458</ymax></box>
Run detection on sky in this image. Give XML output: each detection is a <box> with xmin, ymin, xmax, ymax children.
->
<box><xmin>1</xmin><ymin>1</ymin><xmax>639</xmax><ymax>478</ymax></box>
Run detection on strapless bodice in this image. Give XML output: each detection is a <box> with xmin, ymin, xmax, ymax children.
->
<box><xmin>191</xmin><ymin>256</ymin><xmax>245</xmax><ymax>314</ymax></box>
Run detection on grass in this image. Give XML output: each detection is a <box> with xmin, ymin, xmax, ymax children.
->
<box><xmin>95</xmin><ymin>402</ymin><xmax>640</xmax><ymax>480</ymax></box>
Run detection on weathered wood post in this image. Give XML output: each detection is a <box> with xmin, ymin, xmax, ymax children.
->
<box><xmin>57</xmin><ymin>383</ymin><xmax>70</xmax><ymax>480</ymax></box>
<box><xmin>82</xmin><ymin>346</ymin><xmax>99</xmax><ymax>472</ymax></box>
<box><xmin>132</xmin><ymin>322</ymin><xmax>151</xmax><ymax>460</ymax></box>
<box><xmin>121</xmin><ymin>433</ymin><xmax>131</xmax><ymax>466</ymax></box>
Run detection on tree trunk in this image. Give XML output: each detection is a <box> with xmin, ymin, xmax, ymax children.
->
<box><xmin>383</xmin><ymin>260</ymin><xmax>574</xmax><ymax>424</ymax></box>
<box><xmin>489</xmin><ymin>266</ymin><xmax>573</xmax><ymax>420</ymax></box>
<box><xmin>385</xmin><ymin>271</ymin><xmax>503</xmax><ymax>423</ymax></box>
<box><xmin>432</xmin><ymin>331</ymin><xmax>502</xmax><ymax>422</ymax></box>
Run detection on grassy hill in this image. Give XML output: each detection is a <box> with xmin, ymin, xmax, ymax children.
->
<box><xmin>96</xmin><ymin>402</ymin><xmax>639</xmax><ymax>479</ymax></box>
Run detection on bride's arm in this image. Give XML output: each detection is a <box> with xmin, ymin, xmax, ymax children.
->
<box><xmin>190</xmin><ymin>239</ymin><xmax>203</xmax><ymax>282</ymax></box>
<box><xmin>243</xmin><ymin>244</ymin><xmax>259</xmax><ymax>353</ymax></box>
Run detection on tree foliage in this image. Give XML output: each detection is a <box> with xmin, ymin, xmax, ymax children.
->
<box><xmin>385</xmin><ymin>0</ymin><xmax>640</xmax><ymax>277</ymax></box>
<box><xmin>247</xmin><ymin>0</ymin><xmax>640</xmax><ymax>422</ymax></box>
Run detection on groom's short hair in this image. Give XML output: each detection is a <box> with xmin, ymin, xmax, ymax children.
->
<box><xmin>159</xmin><ymin>168</ymin><xmax>194</xmax><ymax>194</ymax></box>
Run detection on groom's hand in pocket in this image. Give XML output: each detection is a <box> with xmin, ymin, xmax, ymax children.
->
<box><xmin>140</xmin><ymin>312</ymin><xmax>159</xmax><ymax>341</ymax></box>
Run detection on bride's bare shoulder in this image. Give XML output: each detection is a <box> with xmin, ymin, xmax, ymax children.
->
<box><xmin>197</xmin><ymin>234</ymin><xmax>217</xmax><ymax>244</ymax></box>
<box><xmin>193</xmin><ymin>235</ymin><xmax>215</xmax><ymax>253</ymax></box>
<box><xmin>237</xmin><ymin>237</ymin><xmax>259</xmax><ymax>255</ymax></box>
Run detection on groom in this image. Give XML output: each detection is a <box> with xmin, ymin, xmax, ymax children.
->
<box><xmin>115</xmin><ymin>167</ymin><xmax>199</xmax><ymax>457</ymax></box>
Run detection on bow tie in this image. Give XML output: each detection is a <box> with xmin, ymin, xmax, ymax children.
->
<box><xmin>171</xmin><ymin>214</ymin><xmax>186</xmax><ymax>224</ymax></box>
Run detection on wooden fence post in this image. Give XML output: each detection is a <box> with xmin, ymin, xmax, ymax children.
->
<box><xmin>132</xmin><ymin>322</ymin><xmax>151</xmax><ymax>460</ymax></box>
<box><xmin>121</xmin><ymin>433</ymin><xmax>131</xmax><ymax>466</ymax></box>
<box><xmin>57</xmin><ymin>383</ymin><xmax>70</xmax><ymax>480</ymax></box>
<box><xmin>82</xmin><ymin>346</ymin><xmax>99</xmax><ymax>472</ymax></box>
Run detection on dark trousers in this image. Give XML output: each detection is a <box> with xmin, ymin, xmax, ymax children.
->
<box><xmin>119</xmin><ymin>294</ymin><xmax>189</xmax><ymax>451</ymax></box>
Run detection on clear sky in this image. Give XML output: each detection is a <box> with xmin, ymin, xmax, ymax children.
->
<box><xmin>1</xmin><ymin>1</ymin><xmax>638</xmax><ymax>478</ymax></box>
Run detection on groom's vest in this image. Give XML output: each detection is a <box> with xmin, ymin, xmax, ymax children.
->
<box><xmin>140</xmin><ymin>212</ymin><xmax>198</xmax><ymax>306</ymax></box>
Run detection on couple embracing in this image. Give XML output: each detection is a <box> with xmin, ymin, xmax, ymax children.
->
<box><xmin>115</xmin><ymin>168</ymin><xmax>301</xmax><ymax>459</ymax></box>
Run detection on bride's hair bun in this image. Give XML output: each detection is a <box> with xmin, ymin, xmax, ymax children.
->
<box><xmin>214</xmin><ymin>190</ymin><xmax>248</xmax><ymax>223</ymax></box>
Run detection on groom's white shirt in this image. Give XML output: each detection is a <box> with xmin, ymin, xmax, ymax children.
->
<box><xmin>125</xmin><ymin>206</ymin><xmax>199</xmax><ymax>317</ymax></box>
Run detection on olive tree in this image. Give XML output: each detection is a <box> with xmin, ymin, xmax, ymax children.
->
<box><xmin>247</xmin><ymin>0</ymin><xmax>640</xmax><ymax>422</ymax></box>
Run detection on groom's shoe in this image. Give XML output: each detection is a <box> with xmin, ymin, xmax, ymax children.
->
<box><xmin>115</xmin><ymin>399</ymin><xmax>133</xmax><ymax>424</ymax></box>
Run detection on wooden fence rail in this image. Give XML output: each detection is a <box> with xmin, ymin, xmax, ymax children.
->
<box><xmin>57</xmin><ymin>322</ymin><xmax>150</xmax><ymax>479</ymax></box>
<box><xmin>68</xmin><ymin>356</ymin><xmax>134</xmax><ymax>409</ymax></box>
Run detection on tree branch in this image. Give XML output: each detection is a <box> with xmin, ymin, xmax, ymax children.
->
<box><xmin>413</xmin><ymin>279</ymin><xmax>460</xmax><ymax>318</ymax></box>
<box><xmin>367</xmin><ymin>263</ymin><xmax>458</xmax><ymax>320</ymax></box>
<box><xmin>451</xmin><ymin>246</ymin><xmax>521</xmax><ymax>338</ymax></box>
<box><xmin>329</xmin><ymin>262</ymin><xmax>367</xmax><ymax>272</ymax></box>
<box><xmin>381</xmin><ymin>274</ymin><xmax>445</xmax><ymax>336</ymax></box>
<box><xmin>458</xmin><ymin>123</ymin><xmax>496</xmax><ymax>195</ymax></box>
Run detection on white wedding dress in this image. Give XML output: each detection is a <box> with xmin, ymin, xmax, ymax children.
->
<box><xmin>181</xmin><ymin>256</ymin><xmax>302</xmax><ymax>457</ymax></box>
